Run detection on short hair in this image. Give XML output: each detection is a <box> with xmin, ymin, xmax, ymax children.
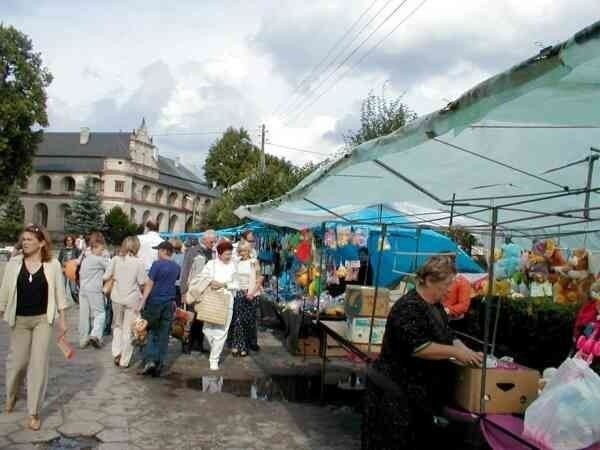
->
<box><xmin>119</xmin><ymin>236</ymin><xmax>141</xmax><ymax>257</ymax></box>
<box><xmin>63</xmin><ymin>234</ymin><xmax>76</xmax><ymax>246</ymax></box>
<box><xmin>87</xmin><ymin>231</ymin><xmax>106</xmax><ymax>248</ymax></box>
<box><xmin>241</xmin><ymin>229</ymin><xmax>253</xmax><ymax>240</ymax></box>
<box><xmin>169</xmin><ymin>238</ymin><xmax>183</xmax><ymax>252</ymax></box>
<box><xmin>146</xmin><ymin>220</ymin><xmax>159</xmax><ymax>232</ymax></box>
<box><xmin>22</xmin><ymin>224</ymin><xmax>53</xmax><ymax>262</ymax></box>
<box><xmin>237</xmin><ymin>241</ymin><xmax>253</xmax><ymax>256</ymax></box>
<box><xmin>216</xmin><ymin>239</ymin><xmax>233</xmax><ymax>255</ymax></box>
<box><xmin>414</xmin><ymin>255</ymin><xmax>457</xmax><ymax>286</ymax></box>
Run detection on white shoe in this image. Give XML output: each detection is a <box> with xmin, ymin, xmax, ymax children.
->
<box><xmin>209</xmin><ymin>361</ymin><xmax>219</xmax><ymax>371</ymax></box>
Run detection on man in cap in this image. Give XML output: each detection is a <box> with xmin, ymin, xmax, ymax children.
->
<box><xmin>138</xmin><ymin>241</ymin><xmax>180</xmax><ymax>377</ymax></box>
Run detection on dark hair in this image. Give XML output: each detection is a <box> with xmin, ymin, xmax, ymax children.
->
<box><xmin>87</xmin><ymin>231</ymin><xmax>106</xmax><ymax>248</ymax></box>
<box><xmin>414</xmin><ymin>255</ymin><xmax>456</xmax><ymax>286</ymax></box>
<box><xmin>216</xmin><ymin>240</ymin><xmax>233</xmax><ymax>255</ymax></box>
<box><xmin>22</xmin><ymin>224</ymin><xmax>53</xmax><ymax>262</ymax></box>
<box><xmin>146</xmin><ymin>220</ymin><xmax>159</xmax><ymax>232</ymax></box>
<box><xmin>63</xmin><ymin>234</ymin><xmax>76</xmax><ymax>246</ymax></box>
<box><xmin>241</xmin><ymin>229</ymin><xmax>253</xmax><ymax>240</ymax></box>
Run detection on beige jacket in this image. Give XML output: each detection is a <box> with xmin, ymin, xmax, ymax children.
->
<box><xmin>0</xmin><ymin>255</ymin><xmax>71</xmax><ymax>327</ymax></box>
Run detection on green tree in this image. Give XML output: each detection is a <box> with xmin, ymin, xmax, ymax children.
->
<box><xmin>0</xmin><ymin>25</ymin><xmax>53</xmax><ymax>200</ymax></box>
<box><xmin>0</xmin><ymin>184</ymin><xmax>25</xmax><ymax>243</ymax></box>
<box><xmin>201</xmin><ymin>159</ymin><xmax>316</xmax><ymax>229</ymax></box>
<box><xmin>343</xmin><ymin>89</ymin><xmax>416</xmax><ymax>147</ymax></box>
<box><xmin>65</xmin><ymin>177</ymin><xmax>105</xmax><ymax>236</ymax></box>
<box><xmin>203</xmin><ymin>127</ymin><xmax>259</xmax><ymax>189</ymax></box>
<box><xmin>104</xmin><ymin>206</ymin><xmax>139</xmax><ymax>246</ymax></box>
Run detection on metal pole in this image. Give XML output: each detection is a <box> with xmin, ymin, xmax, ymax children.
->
<box><xmin>449</xmin><ymin>193</ymin><xmax>456</xmax><ymax>228</ymax></box>
<box><xmin>481</xmin><ymin>207</ymin><xmax>498</xmax><ymax>414</ymax></box>
<box><xmin>260</xmin><ymin>124</ymin><xmax>266</xmax><ymax>174</ymax></box>
<box><xmin>368</xmin><ymin>222</ymin><xmax>387</xmax><ymax>354</ymax></box>
<box><xmin>316</xmin><ymin>222</ymin><xmax>326</xmax><ymax>323</ymax></box>
<box><xmin>584</xmin><ymin>154</ymin><xmax>598</xmax><ymax>219</ymax></box>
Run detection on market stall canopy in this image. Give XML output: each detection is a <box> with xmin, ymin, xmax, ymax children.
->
<box><xmin>236</xmin><ymin>22</ymin><xmax>600</xmax><ymax>249</ymax></box>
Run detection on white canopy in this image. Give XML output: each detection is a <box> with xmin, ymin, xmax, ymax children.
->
<box><xmin>236</xmin><ymin>22</ymin><xmax>600</xmax><ymax>249</ymax></box>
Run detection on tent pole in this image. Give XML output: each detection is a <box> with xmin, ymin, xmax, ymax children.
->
<box><xmin>449</xmin><ymin>193</ymin><xmax>456</xmax><ymax>228</ymax></box>
<box><xmin>584</xmin><ymin>153</ymin><xmax>598</xmax><ymax>219</ymax></box>
<box><xmin>481</xmin><ymin>207</ymin><xmax>498</xmax><ymax>414</ymax></box>
<box><xmin>316</xmin><ymin>222</ymin><xmax>326</xmax><ymax>324</ymax></box>
<box><xmin>368</xmin><ymin>222</ymin><xmax>387</xmax><ymax>354</ymax></box>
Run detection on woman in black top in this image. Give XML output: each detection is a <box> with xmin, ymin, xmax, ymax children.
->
<box><xmin>0</xmin><ymin>225</ymin><xmax>69</xmax><ymax>431</ymax></box>
<box><xmin>362</xmin><ymin>255</ymin><xmax>483</xmax><ymax>450</ymax></box>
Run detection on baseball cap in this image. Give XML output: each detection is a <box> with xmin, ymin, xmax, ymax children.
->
<box><xmin>152</xmin><ymin>241</ymin><xmax>174</xmax><ymax>252</ymax></box>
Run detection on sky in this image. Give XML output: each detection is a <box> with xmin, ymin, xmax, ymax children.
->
<box><xmin>2</xmin><ymin>0</ymin><xmax>599</xmax><ymax>175</ymax></box>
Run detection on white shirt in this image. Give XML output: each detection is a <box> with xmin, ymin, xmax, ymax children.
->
<box><xmin>137</xmin><ymin>231</ymin><xmax>164</xmax><ymax>271</ymax></box>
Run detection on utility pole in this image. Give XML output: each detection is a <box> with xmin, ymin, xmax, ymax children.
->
<box><xmin>260</xmin><ymin>124</ymin><xmax>266</xmax><ymax>174</ymax></box>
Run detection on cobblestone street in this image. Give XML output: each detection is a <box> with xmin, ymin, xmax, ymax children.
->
<box><xmin>0</xmin><ymin>306</ymin><xmax>361</xmax><ymax>450</ymax></box>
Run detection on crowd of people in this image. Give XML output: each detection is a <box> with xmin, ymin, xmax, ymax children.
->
<box><xmin>0</xmin><ymin>221</ymin><xmax>263</xmax><ymax>430</ymax></box>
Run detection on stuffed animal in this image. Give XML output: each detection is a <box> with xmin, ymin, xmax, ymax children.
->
<box><xmin>131</xmin><ymin>317</ymin><xmax>148</xmax><ymax>347</ymax></box>
<box><xmin>296</xmin><ymin>266</ymin><xmax>319</xmax><ymax>287</ymax></box>
<box><xmin>527</xmin><ymin>240</ymin><xmax>550</xmax><ymax>281</ymax></box>
<box><xmin>566</xmin><ymin>248</ymin><xmax>591</xmax><ymax>280</ymax></box>
<box><xmin>555</xmin><ymin>273</ymin><xmax>581</xmax><ymax>305</ymax></box>
<box><xmin>529</xmin><ymin>272</ymin><xmax>553</xmax><ymax>298</ymax></box>
<box><xmin>495</xmin><ymin>243</ymin><xmax>523</xmax><ymax>280</ymax></box>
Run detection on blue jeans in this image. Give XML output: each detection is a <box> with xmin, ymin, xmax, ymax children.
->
<box><xmin>142</xmin><ymin>302</ymin><xmax>173</xmax><ymax>367</ymax></box>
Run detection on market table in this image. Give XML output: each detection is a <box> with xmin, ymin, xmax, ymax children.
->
<box><xmin>316</xmin><ymin>320</ymin><xmax>381</xmax><ymax>401</ymax></box>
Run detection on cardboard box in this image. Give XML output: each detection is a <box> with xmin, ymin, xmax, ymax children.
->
<box><xmin>346</xmin><ymin>317</ymin><xmax>387</xmax><ymax>345</ymax></box>
<box><xmin>454</xmin><ymin>364</ymin><xmax>540</xmax><ymax>414</ymax></box>
<box><xmin>345</xmin><ymin>286</ymin><xmax>390</xmax><ymax>318</ymax></box>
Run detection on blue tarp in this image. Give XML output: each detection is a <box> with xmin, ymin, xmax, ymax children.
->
<box><xmin>367</xmin><ymin>228</ymin><xmax>483</xmax><ymax>287</ymax></box>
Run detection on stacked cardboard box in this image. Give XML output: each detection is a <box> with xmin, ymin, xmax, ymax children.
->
<box><xmin>344</xmin><ymin>286</ymin><xmax>390</xmax><ymax>345</ymax></box>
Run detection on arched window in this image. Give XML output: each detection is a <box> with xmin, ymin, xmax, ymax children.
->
<box><xmin>142</xmin><ymin>185</ymin><xmax>151</xmax><ymax>201</ymax></box>
<box><xmin>130</xmin><ymin>208</ymin><xmax>137</xmax><ymax>223</ymax></box>
<box><xmin>167</xmin><ymin>192</ymin><xmax>178</xmax><ymax>206</ymax></box>
<box><xmin>155</xmin><ymin>189</ymin><xmax>164</xmax><ymax>204</ymax></box>
<box><xmin>156</xmin><ymin>213</ymin><xmax>165</xmax><ymax>231</ymax></box>
<box><xmin>183</xmin><ymin>195</ymin><xmax>193</xmax><ymax>210</ymax></box>
<box><xmin>36</xmin><ymin>175</ymin><xmax>52</xmax><ymax>193</ymax></box>
<box><xmin>33</xmin><ymin>203</ymin><xmax>48</xmax><ymax>228</ymax></box>
<box><xmin>204</xmin><ymin>198</ymin><xmax>212</xmax><ymax>207</ymax></box>
<box><xmin>185</xmin><ymin>216</ymin><xmax>193</xmax><ymax>232</ymax></box>
<box><xmin>132</xmin><ymin>182</ymin><xmax>137</xmax><ymax>200</ymax></box>
<box><xmin>168</xmin><ymin>214</ymin><xmax>178</xmax><ymax>232</ymax></box>
<box><xmin>57</xmin><ymin>204</ymin><xmax>71</xmax><ymax>230</ymax></box>
<box><xmin>62</xmin><ymin>176</ymin><xmax>76</xmax><ymax>192</ymax></box>
<box><xmin>142</xmin><ymin>210</ymin><xmax>151</xmax><ymax>225</ymax></box>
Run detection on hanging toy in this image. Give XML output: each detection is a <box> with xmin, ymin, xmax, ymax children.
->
<box><xmin>295</xmin><ymin>229</ymin><xmax>313</xmax><ymax>263</ymax></box>
<box><xmin>324</xmin><ymin>228</ymin><xmax>337</xmax><ymax>249</ymax></box>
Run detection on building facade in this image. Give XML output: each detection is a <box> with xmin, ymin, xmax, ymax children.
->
<box><xmin>21</xmin><ymin>121</ymin><xmax>219</xmax><ymax>237</ymax></box>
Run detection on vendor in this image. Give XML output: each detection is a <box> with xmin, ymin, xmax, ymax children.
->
<box><xmin>362</xmin><ymin>255</ymin><xmax>483</xmax><ymax>449</ymax></box>
<box><xmin>442</xmin><ymin>273</ymin><xmax>472</xmax><ymax>320</ymax></box>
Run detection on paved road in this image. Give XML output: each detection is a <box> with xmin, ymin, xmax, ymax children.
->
<box><xmin>0</xmin><ymin>306</ymin><xmax>361</xmax><ymax>450</ymax></box>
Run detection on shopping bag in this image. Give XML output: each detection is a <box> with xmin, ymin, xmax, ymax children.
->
<box><xmin>194</xmin><ymin>288</ymin><xmax>229</xmax><ymax>326</ymax></box>
<box><xmin>523</xmin><ymin>357</ymin><xmax>600</xmax><ymax>450</ymax></box>
<box><xmin>171</xmin><ymin>306</ymin><xmax>194</xmax><ymax>342</ymax></box>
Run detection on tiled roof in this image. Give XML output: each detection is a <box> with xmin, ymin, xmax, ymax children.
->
<box><xmin>34</xmin><ymin>132</ymin><xmax>219</xmax><ymax>197</ymax></box>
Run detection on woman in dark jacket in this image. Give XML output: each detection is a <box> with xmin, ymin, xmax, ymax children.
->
<box><xmin>362</xmin><ymin>255</ymin><xmax>483</xmax><ymax>449</ymax></box>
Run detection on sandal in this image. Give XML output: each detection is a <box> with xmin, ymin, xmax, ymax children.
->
<box><xmin>28</xmin><ymin>415</ymin><xmax>41</xmax><ymax>431</ymax></box>
<box><xmin>114</xmin><ymin>355</ymin><xmax>121</xmax><ymax>367</ymax></box>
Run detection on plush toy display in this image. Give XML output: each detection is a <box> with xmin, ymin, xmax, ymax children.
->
<box><xmin>495</xmin><ymin>242</ymin><xmax>523</xmax><ymax>280</ymax></box>
<box><xmin>295</xmin><ymin>266</ymin><xmax>320</xmax><ymax>288</ymax></box>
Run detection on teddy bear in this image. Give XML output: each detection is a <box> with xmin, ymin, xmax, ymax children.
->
<box><xmin>555</xmin><ymin>248</ymin><xmax>594</xmax><ymax>304</ymax></box>
<box><xmin>495</xmin><ymin>242</ymin><xmax>523</xmax><ymax>280</ymax></box>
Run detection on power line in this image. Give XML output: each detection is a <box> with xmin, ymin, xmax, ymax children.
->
<box><xmin>273</xmin><ymin>0</ymin><xmax>381</xmax><ymax>118</ymax></box>
<box><xmin>286</xmin><ymin>0</ymin><xmax>428</xmax><ymax>124</ymax></box>
<box><xmin>266</xmin><ymin>142</ymin><xmax>331</xmax><ymax>156</ymax></box>
<box><xmin>277</xmin><ymin>0</ymin><xmax>394</xmax><ymax>119</ymax></box>
<box><xmin>281</xmin><ymin>0</ymin><xmax>410</xmax><ymax>123</ymax></box>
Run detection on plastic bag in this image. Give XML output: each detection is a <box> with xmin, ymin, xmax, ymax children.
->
<box><xmin>523</xmin><ymin>357</ymin><xmax>600</xmax><ymax>450</ymax></box>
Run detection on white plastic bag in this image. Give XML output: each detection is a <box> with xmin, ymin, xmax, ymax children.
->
<box><xmin>523</xmin><ymin>358</ymin><xmax>600</xmax><ymax>450</ymax></box>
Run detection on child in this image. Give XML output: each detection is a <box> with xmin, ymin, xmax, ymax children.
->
<box><xmin>138</xmin><ymin>241</ymin><xmax>180</xmax><ymax>377</ymax></box>
<box><xmin>574</xmin><ymin>281</ymin><xmax>600</xmax><ymax>373</ymax></box>
<box><xmin>78</xmin><ymin>236</ymin><xmax>109</xmax><ymax>349</ymax></box>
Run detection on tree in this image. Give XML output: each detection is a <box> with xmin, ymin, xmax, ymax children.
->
<box><xmin>343</xmin><ymin>89</ymin><xmax>416</xmax><ymax>147</ymax></box>
<box><xmin>0</xmin><ymin>184</ymin><xmax>24</xmax><ymax>243</ymax></box>
<box><xmin>203</xmin><ymin>127</ymin><xmax>259</xmax><ymax>189</ymax></box>
<box><xmin>0</xmin><ymin>25</ymin><xmax>53</xmax><ymax>200</ymax></box>
<box><xmin>65</xmin><ymin>177</ymin><xmax>105</xmax><ymax>236</ymax></box>
<box><xmin>201</xmin><ymin>159</ymin><xmax>316</xmax><ymax>229</ymax></box>
<box><xmin>105</xmin><ymin>206</ymin><xmax>139</xmax><ymax>246</ymax></box>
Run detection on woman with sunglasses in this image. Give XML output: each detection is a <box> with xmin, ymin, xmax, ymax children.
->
<box><xmin>0</xmin><ymin>225</ymin><xmax>70</xmax><ymax>431</ymax></box>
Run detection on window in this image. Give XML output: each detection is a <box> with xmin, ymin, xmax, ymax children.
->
<box><xmin>115</xmin><ymin>180</ymin><xmax>125</xmax><ymax>193</ymax></box>
<box><xmin>36</xmin><ymin>175</ymin><xmax>52</xmax><ymax>193</ymax></box>
<box><xmin>33</xmin><ymin>203</ymin><xmax>48</xmax><ymax>228</ymax></box>
<box><xmin>62</xmin><ymin>176</ymin><xmax>76</xmax><ymax>192</ymax></box>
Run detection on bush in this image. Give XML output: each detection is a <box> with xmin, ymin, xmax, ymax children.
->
<box><xmin>460</xmin><ymin>297</ymin><xmax>578</xmax><ymax>371</ymax></box>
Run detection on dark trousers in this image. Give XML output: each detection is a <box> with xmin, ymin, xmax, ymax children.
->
<box><xmin>142</xmin><ymin>302</ymin><xmax>174</xmax><ymax>367</ymax></box>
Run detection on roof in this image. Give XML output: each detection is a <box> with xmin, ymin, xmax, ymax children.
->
<box><xmin>34</xmin><ymin>132</ymin><xmax>219</xmax><ymax>197</ymax></box>
<box><xmin>235</xmin><ymin>21</ymin><xmax>600</xmax><ymax>249</ymax></box>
